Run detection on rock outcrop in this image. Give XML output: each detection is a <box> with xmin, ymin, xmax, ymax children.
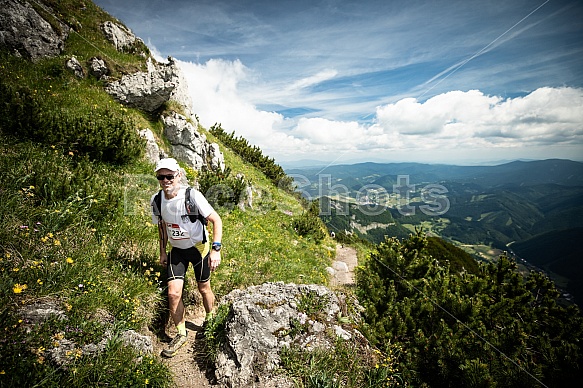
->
<box><xmin>101</xmin><ymin>20</ymin><xmax>143</xmax><ymax>53</ymax></box>
<box><xmin>214</xmin><ymin>282</ymin><xmax>364</xmax><ymax>387</ymax></box>
<box><xmin>139</xmin><ymin>128</ymin><xmax>166</xmax><ymax>164</ymax></box>
<box><xmin>0</xmin><ymin>0</ymin><xmax>69</xmax><ymax>61</ymax></box>
<box><xmin>65</xmin><ymin>56</ymin><xmax>84</xmax><ymax>78</ymax></box>
<box><xmin>88</xmin><ymin>57</ymin><xmax>109</xmax><ymax>79</ymax></box>
<box><xmin>104</xmin><ymin>57</ymin><xmax>180</xmax><ymax>112</ymax></box>
<box><xmin>162</xmin><ymin>112</ymin><xmax>225</xmax><ymax>171</ymax></box>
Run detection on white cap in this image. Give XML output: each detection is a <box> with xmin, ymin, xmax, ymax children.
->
<box><xmin>154</xmin><ymin>158</ymin><xmax>180</xmax><ymax>172</ymax></box>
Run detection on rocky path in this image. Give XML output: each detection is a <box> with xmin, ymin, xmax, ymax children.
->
<box><xmin>329</xmin><ymin>244</ymin><xmax>358</xmax><ymax>287</ymax></box>
<box><xmin>155</xmin><ymin>244</ymin><xmax>359</xmax><ymax>387</ymax></box>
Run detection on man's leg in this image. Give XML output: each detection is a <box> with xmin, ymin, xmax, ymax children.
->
<box><xmin>197</xmin><ymin>280</ymin><xmax>215</xmax><ymax>314</ymax></box>
<box><xmin>168</xmin><ymin>278</ymin><xmax>185</xmax><ymax>326</ymax></box>
<box><xmin>162</xmin><ymin>278</ymin><xmax>188</xmax><ymax>357</ymax></box>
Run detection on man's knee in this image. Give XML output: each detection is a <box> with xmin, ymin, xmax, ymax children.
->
<box><xmin>168</xmin><ymin>281</ymin><xmax>183</xmax><ymax>301</ymax></box>
<box><xmin>197</xmin><ymin>281</ymin><xmax>212</xmax><ymax>295</ymax></box>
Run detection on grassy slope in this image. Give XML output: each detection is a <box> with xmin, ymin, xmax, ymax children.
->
<box><xmin>0</xmin><ymin>1</ymin><xmax>334</xmax><ymax>386</ymax></box>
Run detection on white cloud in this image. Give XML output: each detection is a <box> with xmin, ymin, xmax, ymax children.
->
<box><xmin>178</xmin><ymin>58</ymin><xmax>283</xmax><ymax>142</ymax></box>
<box><xmin>288</xmin><ymin>69</ymin><xmax>338</xmax><ymax>91</ymax></box>
<box><xmin>374</xmin><ymin>88</ymin><xmax>583</xmax><ymax>149</ymax></box>
<box><xmin>177</xmin><ymin>57</ymin><xmax>583</xmax><ymax>163</ymax></box>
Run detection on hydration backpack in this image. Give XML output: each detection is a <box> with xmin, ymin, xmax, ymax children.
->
<box><xmin>151</xmin><ymin>187</ymin><xmax>208</xmax><ymax>243</ymax></box>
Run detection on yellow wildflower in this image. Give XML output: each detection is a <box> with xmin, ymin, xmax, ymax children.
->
<box><xmin>66</xmin><ymin>257</ymin><xmax>74</xmax><ymax>264</ymax></box>
<box><xmin>13</xmin><ymin>283</ymin><xmax>27</xmax><ymax>294</ymax></box>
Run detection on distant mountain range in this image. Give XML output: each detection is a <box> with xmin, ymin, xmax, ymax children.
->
<box><xmin>286</xmin><ymin>159</ymin><xmax>583</xmax><ymax>189</ymax></box>
<box><xmin>287</xmin><ymin>159</ymin><xmax>583</xmax><ymax>304</ymax></box>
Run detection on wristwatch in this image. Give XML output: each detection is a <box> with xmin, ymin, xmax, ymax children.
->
<box><xmin>211</xmin><ymin>242</ymin><xmax>222</xmax><ymax>252</ymax></box>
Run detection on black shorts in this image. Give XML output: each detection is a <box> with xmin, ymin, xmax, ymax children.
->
<box><xmin>168</xmin><ymin>246</ymin><xmax>211</xmax><ymax>283</ymax></box>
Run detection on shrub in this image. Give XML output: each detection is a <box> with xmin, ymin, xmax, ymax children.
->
<box><xmin>194</xmin><ymin>167</ymin><xmax>248</xmax><ymax>209</ymax></box>
<box><xmin>209</xmin><ymin>123</ymin><xmax>293</xmax><ymax>192</ymax></box>
<box><xmin>0</xmin><ymin>72</ymin><xmax>143</xmax><ymax>166</ymax></box>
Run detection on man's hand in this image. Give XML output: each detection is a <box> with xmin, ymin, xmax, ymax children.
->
<box><xmin>160</xmin><ymin>251</ymin><xmax>168</xmax><ymax>266</ymax></box>
<box><xmin>209</xmin><ymin>250</ymin><xmax>221</xmax><ymax>271</ymax></box>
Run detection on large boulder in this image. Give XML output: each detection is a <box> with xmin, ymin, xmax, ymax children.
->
<box><xmin>162</xmin><ymin>112</ymin><xmax>225</xmax><ymax>171</ymax></box>
<box><xmin>105</xmin><ymin>57</ymin><xmax>180</xmax><ymax>112</ymax></box>
<box><xmin>0</xmin><ymin>0</ymin><xmax>69</xmax><ymax>61</ymax></box>
<box><xmin>88</xmin><ymin>57</ymin><xmax>109</xmax><ymax>79</ymax></box>
<box><xmin>214</xmin><ymin>282</ymin><xmax>365</xmax><ymax>387</ymax></box>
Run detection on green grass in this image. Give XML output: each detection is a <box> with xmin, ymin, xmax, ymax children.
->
<box><xmin>280</xmin><ymin>338</ymin><xmax>404</xmax><ymax>388</ymax></box>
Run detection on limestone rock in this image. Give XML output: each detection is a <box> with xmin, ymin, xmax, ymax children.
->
<box><xmin>162</xmin><ymin>112</ymin><xmax>225</xmax><ymax>171</ymax></box>
<box><xmin>19</xmin><ymin>301</ymin><xmax>153</xmax><ymax>367</ymax></box>
<box><xmin>170</xmin><ymin>60</ymin><xmax>194</xmax><ymax>117</ymax></box>
<box><xmin>120</xmin><ymin>330</ymin><xmax>153</xmax><ymax>355</ymax></box>
<box><xmin>20</xmin><ymin>300</ymin><xmax>67</xmax><ymax>329</ymax></box>
<box><xmin>0</xmin><ymin>0</ymin><xmax>69</xmax><ymax>61</ymax></box>
<box><xmin>104</xmin><ymin>57</ymin><xmax>181</xmax><ymax>112</ymax></box>
<box><xmin>101</xmin><ymin>21</ymin><xmax>142</xmax><ymax>52</ymax></box>
<box><xmin>65</xmin><ymin>56</ymin><xmax>84</xmax><ymax>78</ymax></box>
<box><xmin>214</xmin><ymin>282</ymin><xmax>363</xmax><ymax>387</ymax></box>
<box><xmin>88</xmin><ymin>57</ymin><xmax>109</xmax><ymax>79</ymax></box>
<box><xmin>139</xmin><ymin>128</ymin><xmax>162</xmax><ymax>164</ymax></box>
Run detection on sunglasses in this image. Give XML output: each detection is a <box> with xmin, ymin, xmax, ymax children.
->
<box><xmin>156</xmin><ymin>173</ymin><xmax>177</xmax><ymax>181</ymax></box>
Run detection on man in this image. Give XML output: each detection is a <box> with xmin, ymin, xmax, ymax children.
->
<box><xmin>151</xmin><ymin>158</ymin><xmax>222</xmax><ymax>358</ymax></box>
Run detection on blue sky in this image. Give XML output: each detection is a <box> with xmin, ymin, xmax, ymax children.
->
<box><xmin>94</xmin><ymin>0</ymin><xmax>583</xmax><ymax>165</ymax></box>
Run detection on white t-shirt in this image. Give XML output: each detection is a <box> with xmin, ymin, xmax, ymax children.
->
<box><xmin>151</xmin><ymin>187</ymin><xmax>215</xmax><ymax>249</ymax></box>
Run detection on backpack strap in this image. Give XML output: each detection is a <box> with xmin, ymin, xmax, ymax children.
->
<box><xmin>152</xmin><ymin>190</ymin><xmax>167</xmax><ymax>251</ymax></box>
<box><xmin>152</xmin><ymin>190</ymin><xmax>163</xmax><ymax>220</ymax></box>
<box><xmin>185</xmin><ymin>187</ymin><xmax>208</xmax><ymax>244</ymax></box>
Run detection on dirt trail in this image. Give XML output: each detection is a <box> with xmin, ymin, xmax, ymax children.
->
<box><xmin>151</xmin><ymin>305</ymin><xmax>214</xmax><ymax>387</ymax></box>
<box><xmin>154</xmin><ymin>244</ymin><xmax>359</xmax><ymax>387</ymax></box>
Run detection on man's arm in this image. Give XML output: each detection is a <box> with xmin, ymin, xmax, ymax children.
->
<box><xmin>207</xmin><ymin>211</ymin><xmax>222</xmax><ymax>243</ymax></box>
<box><xmin>207</xmin><ymin>211</ymin><xmax>222</xmax><ymax>271</ymax></box>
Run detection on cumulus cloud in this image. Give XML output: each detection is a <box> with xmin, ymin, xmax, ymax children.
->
<box><xmin>177</xmin><ymin>58</ymin><xmax>583</xmax><ymax>163</ymax></box>
<box><xmin>178</xmin><ymin>59</ymin><xmax>283</xmax><ymax>141</ymax></box>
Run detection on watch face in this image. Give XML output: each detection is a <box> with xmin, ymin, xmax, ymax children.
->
<box><xmin>212</xmin><ymin>244</ymin><xmax>221</xmax><ymax>251</ymax></box>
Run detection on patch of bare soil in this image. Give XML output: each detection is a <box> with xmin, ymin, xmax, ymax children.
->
<box><xmin>151</xmin><ymin>304</ymin><xmax>215</xmax><ymax>387</ymax></box>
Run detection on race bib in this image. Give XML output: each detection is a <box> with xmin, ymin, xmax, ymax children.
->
<box><xmin>167</xmin><ymin>223</ymin><xmax>190</xmax><ymax>240</ymax></box>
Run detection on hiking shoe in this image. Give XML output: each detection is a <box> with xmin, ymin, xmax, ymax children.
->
<box><xmin>162</xmin><ymin>332</ymin><xmax>188</xmax><ymax>358</ymax></box>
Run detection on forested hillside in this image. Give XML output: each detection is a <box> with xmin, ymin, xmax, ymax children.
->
<box><xmin>295</xmin><ymin>161</ymin><xmax>583</xmax><ymax>308</ymax></box>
